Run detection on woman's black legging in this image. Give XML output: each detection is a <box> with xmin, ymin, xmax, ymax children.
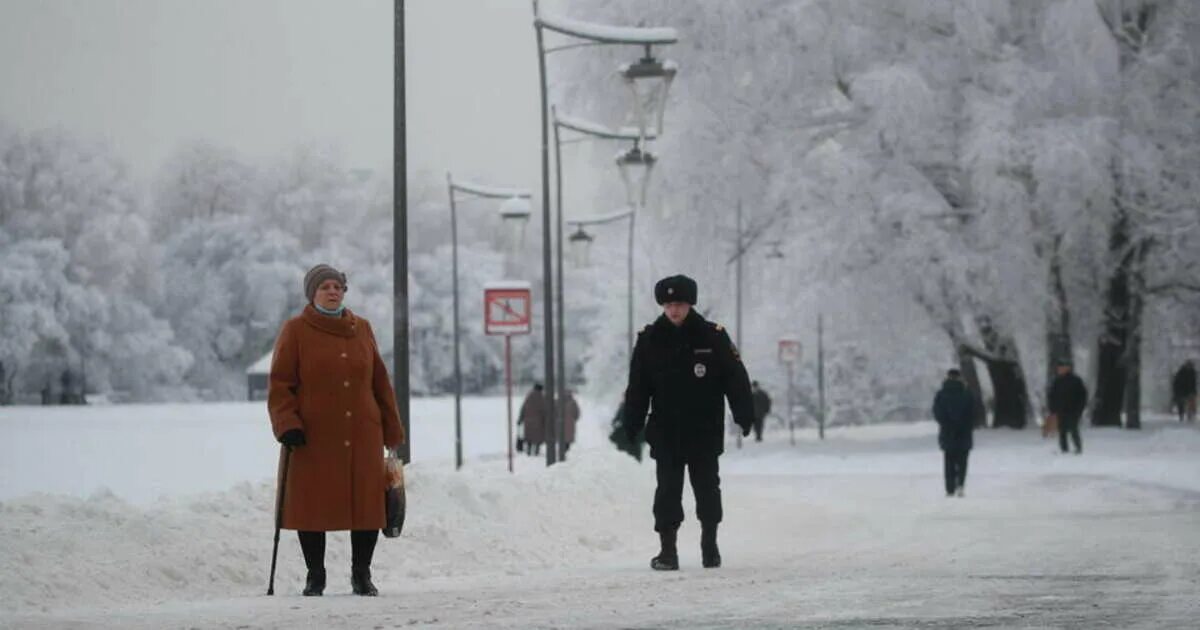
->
<box><xmin>297</xmin><ymin>530</ymin><xmax>379</xmax><ymax>571</ymax></box>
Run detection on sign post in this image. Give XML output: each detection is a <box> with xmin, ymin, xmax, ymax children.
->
<box><xmin>485</xmin><ymin>282</ymin><xmax>532</xmax><ymax>473</ymax></box>
<box><xmin>778</xmin><ymin>337</ymin><xmax>802</xmax><ymax>446</ymax></box>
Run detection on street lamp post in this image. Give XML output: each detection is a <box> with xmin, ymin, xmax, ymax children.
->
<box><xmin>446</xmin><ymin>175</ymin><xmax>532</xmax><ymax>470</ymax></box>
<box><xmin>551</xmin><ymin>111</ymin><xmax>658</xmax><ymax>460</ymax></box>
<box><xmin>393</xmin><ymin>0</ymin><xmax>411</xmax><ymax>463</ymax></box>
<box><xmin>533</xmin><ymin>1</ymin><xmax>678</xmax><ymax>465</ymax></box>
<box><xmin>726</xmin><ymin>200</ymin><xmax>787</xmax><ymax>448</ymax></box>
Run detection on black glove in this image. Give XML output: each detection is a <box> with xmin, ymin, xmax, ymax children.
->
<box><xmin>739</xmin><ymin>422</ymin><xmax>752</xmax><ymax>438</ymax></box>
<box><xmin>279</xmin><ymin>428</ymin><xmax>306</xmax><ymax>447</ymax></box>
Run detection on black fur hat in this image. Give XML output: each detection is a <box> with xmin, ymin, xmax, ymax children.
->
<box><xmin>655</xmin><ymin>275</ymin><xmax>698</xmax><ymax>305</ymax></box>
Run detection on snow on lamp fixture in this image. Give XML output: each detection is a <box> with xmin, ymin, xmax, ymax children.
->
<box><xmin>619</xmin><ymin>51</ymin><xmax>677</xmax><ymax>141</ymax></box>
<box><xmin>499</xmin><ymin>196</ymin><xmax>532</xmax><ymax>251</ymax></box>
<box><xmin>615</xmin><ymin>145</ymin><xmax>657</xmax><ymax>209</ymax></box>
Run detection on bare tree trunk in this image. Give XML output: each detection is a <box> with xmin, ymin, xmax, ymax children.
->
<box><xmin>975</xmin><ymin>315</ymin><xmax>1031</xmax><ymax>429</ymax></box>
<box><xmin>1123</xmin><ymin>241</ymin><xmax>1150</xmax><ymax>429</ymax></box>
<box><xmin>1046</xmin><ymin>238</ymin><xmax>1073</xmax><ymax>386</ymax></box>
<box><xmin>957</xmin><ymin>350</ymin><xmax>988</xmax><ymax>427</ymax></box>
<box><xmin>0</xmin><ymin>361</ymin><xmax>10</xmax><ymax>406</ymax></box>
<box><xmin>1093</xmin><ymin>188</ymin><xmax>1134</xmax><ymax>428</ymax></box>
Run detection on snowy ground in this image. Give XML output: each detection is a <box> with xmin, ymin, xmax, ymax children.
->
<box><xmin>2</xmin><ymin>400</ymin><xmax>1199</xmax><ymax>629</ymax></box>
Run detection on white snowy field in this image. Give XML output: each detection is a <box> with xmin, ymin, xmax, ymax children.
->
<box><xmin>2</xmin><ymin>401</ymin><xmax>1199</xmax><ymax>629</ymax></box>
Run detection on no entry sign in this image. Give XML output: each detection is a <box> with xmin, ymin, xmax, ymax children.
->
<box><xmin>484</xmin><ymin>281</ymin><xmax>532</xmax><ymax>336</ymax></box>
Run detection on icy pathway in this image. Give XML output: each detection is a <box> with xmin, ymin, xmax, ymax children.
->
<box><xmin>3</xmin><ymin>415</ymin><xmax>1200</xmax><ymax>628</ymax></box>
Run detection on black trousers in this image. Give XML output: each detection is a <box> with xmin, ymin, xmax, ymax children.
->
<box><xmin>654</xmin><ymin>453</ymin><xmax>721</xmax><ymax>533</ymax></box>
<box><xmin>1058</xmin><ymin>414</ymin><xmax>1082</xmax><ymax>453</ymax></box>
<box><xmin>943</xmin><ymin>449</ymin><xmax>969</xmax><ymax>495</ymax></box>
<box><xmin>753</xmin><ymin>416</ymin><xmax>766</xmax><ymax>441</ymax></box>
<box><xmin>297</xmin><ymin>530</ymin><xmax>379</xmax><ymax>571</ymax></box>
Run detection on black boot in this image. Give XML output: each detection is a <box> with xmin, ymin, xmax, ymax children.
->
<box><xmin>351</xmin><ymin>566</ymin><xmax>378</xmax><ymax>596</ymax></box>
<box><xmin>701</xmin><ymin>524</ymin><xmax>721</xmax><ymax>569</ymax></box>
<box><xmin>302</xmin><ymin>568</ymin><xmax>326</xmax><ymax>596</ymax></box>
<box><xmin>650</xmin><ymin>530</ymin><xmax>679</xmax><ymax>571</ymax></box>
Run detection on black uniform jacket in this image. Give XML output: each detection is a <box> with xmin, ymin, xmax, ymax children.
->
<box><xmin>624</xmin><ymin>310</ymin><xmax>755</xmax><ymax>459</ymax></box>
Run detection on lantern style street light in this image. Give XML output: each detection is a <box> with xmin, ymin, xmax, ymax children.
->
<box><xmin>567</xmin><ymin>225</ymin><xmax>595</xmax><ymax>268</ymax></box>
<box><xmin>446</xmin><ymin>174</ymin><xmax>532</xmax><ymax>470</ymax></box>
<box><xmin>620</xmin><ymin>53</ymin><xmax>678</xmax><ymax>142</ymax></box>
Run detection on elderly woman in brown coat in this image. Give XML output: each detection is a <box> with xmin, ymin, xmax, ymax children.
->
<box><xmin>269</xmin><ymin>264</ymin><xmax>405</xmax><ymax>597</ymax></box>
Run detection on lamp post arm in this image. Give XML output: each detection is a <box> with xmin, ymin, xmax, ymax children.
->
<box><xmin>449</xmin><ymin>179</ymin><xmax>532</xmax><ymax>200</ymax></box>
<box><xmin>555</xmin><ymin>113</ymin><xmax>657</xmax><ymax>142</ymax></box>
<box><xmin>535</xmin><ymin>13</ymin><xmax>678</xmax><ymax>46</ymax></box>
<box><xmin>567</xmin><ymin>208</ymin><xmax>635</xmax><ymax>227</ymax></box>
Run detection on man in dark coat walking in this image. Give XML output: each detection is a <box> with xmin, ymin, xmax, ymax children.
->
<box><xmin>932</xmin><ymin>369</ymin><xmax>976</xmax><ymax>497</ymax></box>
<box><xmin>1172</xmin><ymin>360</ymin><xmax>1196</xmax><ymax>423</ymax></box>
<box><xmin>1047</xmin><ymin>361</ymin><xmax>1088</xmax><ymax>454</ymax></box>
<box><xmin>624</xmin><ymin>275</ymin><xmax>755</xmax><ymax>571</ymax></box>
<box><xmin>751</xmin><ymin>381</ymin><xmax>772</xmax><ymax>442</ymax></box>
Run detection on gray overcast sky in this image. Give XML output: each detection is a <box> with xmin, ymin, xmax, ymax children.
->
<box><xmin>0</xmin><ymin>0</ymin><xmax>543</xmax><ymax>186</ymax></box>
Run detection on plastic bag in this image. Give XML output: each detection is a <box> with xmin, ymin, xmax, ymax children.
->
<box><xmin>382</xmin><ymin>452</ymin><xmax>406</xmax><ymax>538</ymax></box>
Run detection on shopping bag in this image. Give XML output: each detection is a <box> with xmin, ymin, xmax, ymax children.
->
<box><xmin>382</xmin><ymin>452</ymin><xmax>406</xmax><ymax>538</ymax></box>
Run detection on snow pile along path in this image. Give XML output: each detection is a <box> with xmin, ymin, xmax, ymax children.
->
<box><xmin>0</xmin><ymin>450</ymin><xmax>649</xmax><ymax>616</ymax></box>
<box><xmin>2</xmin><ymin>411</ymin><xmax>1200</xmax><ymax>628</ymax></box>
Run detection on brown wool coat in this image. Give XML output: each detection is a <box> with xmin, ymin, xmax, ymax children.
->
<box><xmin>518</xmin><ymin>388</ymin><xmax>545</xmax><ymax>444</ymax></box>
<box><xmin>268</xmin><ymin>305</ymin><xmax>405</xmax><ymax>531</ymax></box>
<box><xmin>562</xmin><ymin>394</ymin><xmax>580</xmax><ymax>444</ymax></box>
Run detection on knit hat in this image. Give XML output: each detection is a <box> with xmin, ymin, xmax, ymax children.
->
<box><xmin>304</xmin><ymin>264</ymin><xmax>348</xmax><ymax>303</ymax></box>
<box><xmin>655</xmin><ymin>275</ymin><xmax>697</xmax><ymax>305</ymax></box>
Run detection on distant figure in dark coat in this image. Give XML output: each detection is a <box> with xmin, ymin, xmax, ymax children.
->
<box><xmin>751</xmin><ymin>381</ymin><xmax>772</xmax><ymax>442</ymax></box>
<box><xmin>518</xmin><ymin>383</ymin><xmax>546</xmax><ymax>456</ymax></box>
<box><xmin>1171</xmin><ymin>360</ymin><xmax>1196</xmax><ymax>423</ymax></box>
<box><xmin>932</xmin><ymin>369</ymin><xmax>977</xmax><ymax>497</ymax></box>
<box><xmin>1047</xmin><ymin>361</ymin><xmax>1088</xmax><ymax>454</ymax></box>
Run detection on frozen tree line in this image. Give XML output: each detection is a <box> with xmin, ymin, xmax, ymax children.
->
<box><xmin>0</xmin><ymin>128</ymin><xmax>577</xmax><ymax>403</ymax></box>
<box><xmin>559</xmin><ymin>0</ymin><xmax>1199</xmax><ymax>427</ymax></box>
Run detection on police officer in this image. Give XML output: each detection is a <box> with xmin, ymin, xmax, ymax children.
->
<box><xmin>624</xmin><ymin>275</ymin><xmax>755</xmax><ymax>570</ymax></box>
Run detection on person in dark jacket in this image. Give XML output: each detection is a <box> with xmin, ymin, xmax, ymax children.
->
<box><xmin>517</xmin><ymin>384</ymin><xmax>546</xmax><ymax>456</ymax></box>
<box><xmin>624</xmin><ymin>275</ymin><xmax>755</xmax><ymax>571</ymax></box>
<box><xmin>1171</xmin><ymin>360</ymin><xmax>1197</xmax><ymax>423</ymax></box>
<box><xmin>1047</xmin><ymin>361</ymin><xmax>1088</xmax><ymax>454</ymax></box>
<box><xmin>751</xmin><ymin>381</ymin><xmax>772</xmax><ymax>442</ymax></box>
<box><xmin>932</xmin><ymin>369</ymin><xmax>977</xmax><ymax>497</ymax></box>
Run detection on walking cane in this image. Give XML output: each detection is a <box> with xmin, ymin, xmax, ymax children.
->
<box><xmin>267</xmin><ymin>445</ymin><xmax>291</xmax><ymax>596</ymax></box>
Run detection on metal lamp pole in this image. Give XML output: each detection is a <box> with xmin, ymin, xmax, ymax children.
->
<box><xmin>446</xmin><ymin>176</ymin><xmax>532</xmax><ymax>470</ymax></box>
<box><xmin>393</xmin><ymin>0</ymin><xmax>411</xmax><ymax>463</ymax></box>
<box><xmin>552</xmin><ymin>110</ymin><xmax>657</xmax><ymax>459</ymax></box>
<box><xmin>533</xmin><ymin>1</ymin><xmax>678</xmax><ymax>465</ymax></box>
<box><xmin>726</xmin><ymin>200</ymin><xmax>788</xmax><ymax>448</ymax></box>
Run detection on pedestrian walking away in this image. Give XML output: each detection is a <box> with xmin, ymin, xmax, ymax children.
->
<box><xmin>932</xmin><ymin>369</ymin><xmax>977</xmax><ymax>497</ymax></box>
<box><xmin>751</xmin><ymin>381</ymin><xmax>772</xmax><ymax>442</ymax></box>
<box><xmin>267</xmin><ymin>264</ymin><xmax>406</xmax><ymax>597</ymax></box>
<box><xmin>1047</xmin><ymin>360</ymin><xmax>1088</xmax><ymax>455</ymax></box>
<box><xmin>624</xmin><ymin>274</ymin><xmax>756</xmax><ymax>571</ymax></box>
<box><xmin>1171</xmin><ymin>360</ymin><xmax>1197</xmax><ymax>423</ymax></box>
<box><xmin>518</xmin><ymin>383</ymin><xmax>546</xmax><ymax>456</ymax></box>
<box><xmin>561</xmin><ymin>389</ymin><xmax>581</xmax><ymax>458</ymax></box>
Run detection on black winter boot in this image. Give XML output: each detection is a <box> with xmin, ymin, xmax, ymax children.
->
<box><xmin>650</xmin><ymin>530</ymin><xmax>679</xmax><ymax>571</ymax></box>
<box><xmin>701</xmin><ymin>524</ymin><xmax>721</xmax><ymax>569</ymax></box>
<box><xmin>351</xmin><ymin>566</ymin><xmax>378</xmax><ymax>596</ymax></box>
<box><xmin>302</xmin><ymin>568</ymin><xmax>326</xmax><ymax>596</ymax></box>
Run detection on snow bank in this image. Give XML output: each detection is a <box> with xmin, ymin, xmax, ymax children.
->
<box><xmin>0</xmin><ymin>449</ymin><xmax>650</xmax><ymax>615</ymax></box>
